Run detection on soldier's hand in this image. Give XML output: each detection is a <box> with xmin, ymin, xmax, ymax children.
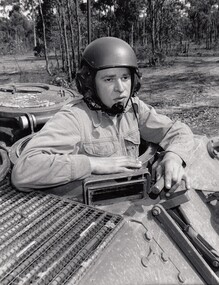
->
<box><xmin>155</xmin><ymin>152</ymin><xmax>190</xmax><ymax>190</ymax></box>
<box><xmin>88</xmin><ymin>156</ymin><xmax>142</xmax><ymax>175</ymax></box>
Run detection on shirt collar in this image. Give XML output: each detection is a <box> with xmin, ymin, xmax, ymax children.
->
<box><xmin>90</xmin><ymin>109</ymin><xmax>102</xmax><ymax>128</ymax></box>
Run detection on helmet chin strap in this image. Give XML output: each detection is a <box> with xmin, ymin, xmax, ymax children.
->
<box><xmin>82</xmin><ymin>91</ymin><xmax>125</xmax><ymax>115</ymax></box>
<box><xmin>102</xmin><ymin>102</ymin><xmax>125</xmax><ymax>116</ymax></box>
<box><xmin>83</xmin><ymin>92</ymin><xmax>137</xmax><ymax>118</ymax></box>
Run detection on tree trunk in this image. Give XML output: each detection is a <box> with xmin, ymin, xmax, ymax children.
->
<box><xmin>31</xmin><ymin>0</ymin><xmax>37</xmax><ymax>47</ymax></box>
<box><xmin>67</xmin><ymin>0</ymin><xmax>77</xmax><ymax>76</ymax></box>
<box><xmin>56</xmin><ymin>3</ymin><xmax>66</xmax><ymax>71</ymax></box>
<box><xmin>148</xmin><ymin>0</ymin><xmax>155</xmax><ymax>62</ymax></box>
<box><xmin>61</xmin><ymin>2</ymin><xmax>72</xmax><ymax>81</ymax></box>
<box><xmin>74</xmin><ymin>0</ymin><xmax>81</xmax><ymax>68</ymax></box>
<box><xmin>38</xmin><ymin>0</ymin><xmax>52</xmax><ymax>76</ymax></box>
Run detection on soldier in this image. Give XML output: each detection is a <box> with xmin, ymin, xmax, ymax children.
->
<box><xmin>12</xmin><ymin>37</ymin><xmax>194</xmax><ymax>195</ymax></box>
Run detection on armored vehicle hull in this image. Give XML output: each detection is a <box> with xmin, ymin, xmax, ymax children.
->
<box><xmin>0</xmin><ymin>84</ymin><xmax>219</xmax><ymax>285</ymax></box>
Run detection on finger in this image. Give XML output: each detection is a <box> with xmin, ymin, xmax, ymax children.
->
<box><xmin>118</xmin><ymin>167</ymin><xmax>136</xmax><ymax>173</ymax></box>
<box><xmin>156</xmin><ymin>165</ymin><xmax>163</xmax><ymax>181</ymax></box>
<box><xmin>126</xmin><ymin>159</ymin><xmax>142</xmax><ymax>168</ymax></box>
<box><xmin>171</xmin><ymin>166</ymin><xmax>181</xmax><ymax>184</ymax></box>
<box><xmin>167</xmin><ymin>166</ymin><xmax>184</xmax><ymax>191</ymax></box>
<box><xmin>114</xmin><ymin>157</ymin><xmax>141</xmax><ymax>166</ymax></box>
<box><xmin>167</xmin><ymin>172</ymin><xmax>190</xmax><ymax>195</ymax></box>
<box><xmin>164</xmin><ymin>168</ymin><xmax>172</xmax><ymax>189</ymax></box>
<box><xmin>182</xmin><ymin>174</ymin><xmax>191</xmax><ymax>189</ymax></box>
<box><xmin>117</xmin><ymin>159</ymin><xmax>142</xmax><ymax>170</ymax></box>
<box><xmin>166</xmin><ymin>181</ymin><xmax>181</xmax><ymax>196</ymax></box>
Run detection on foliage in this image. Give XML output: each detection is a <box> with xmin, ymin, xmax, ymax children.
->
<box><xmin>0</xmin><ymin>3</ymin><xmax>32</xmax><ymax>54</ymax></box>
<box><xmin>1</xmin><ymin>0</ymin><xmax>219</xmax><ymax>78</ymax></box>
<box><xmin>186</xmin><ymin>0</ymin><xmax>219</xmax><ymax>48</ymax></box>
<box><xmin>35</xmin><ymin>0</ymin><xmax>57</xmax><ymax>47</ymax></box>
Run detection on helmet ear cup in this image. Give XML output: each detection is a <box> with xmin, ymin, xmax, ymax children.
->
<box><xmin>132</xmin><ymin>73</ymin><xmax>141</xmax><ymax>95</ymax></box>
<box><xmin>75</xmin><ymin>65</ymin><xmax>93</xmax><ymax>95</ymax></box>
<box><xmin>75</xmin><ymin>72</ymin><xmax>85</xmax><ymax>94</ymax></box>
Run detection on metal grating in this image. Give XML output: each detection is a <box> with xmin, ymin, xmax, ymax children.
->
<box><xmin>0</xmin><ymin>179</ymin><xmax>124</xmax><ymax>285</ymax></box>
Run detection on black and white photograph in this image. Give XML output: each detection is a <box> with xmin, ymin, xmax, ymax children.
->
<box><xmin>0</xmin><ymin>0</ymin><xmax>219</xmax><ymax>284</ymax></box>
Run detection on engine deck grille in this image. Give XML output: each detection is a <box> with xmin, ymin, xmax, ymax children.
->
<box><xmin>0</xmin><ymin>179</ymin><xmax>124</xmax><ymax>285</ymax></box>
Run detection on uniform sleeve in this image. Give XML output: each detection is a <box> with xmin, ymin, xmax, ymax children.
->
<box><xmin>11</xmin><ymin>107</ymin><xmax>92</xmax><ymax>191</ymax></box>
<box><xmin>137</xmin><ymin>99</ymin><xmax>195</xmax><ymax>165</ymax></box>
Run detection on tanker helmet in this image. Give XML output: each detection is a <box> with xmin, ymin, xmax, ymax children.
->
<box><xmin>82</xmin><ymin>37</ymin><xmax>138</xmax><ymax>70</ymax></box>
<box><xmin>76</xmin><ymin>37</ymin><xmax>141</xmax><ymax>114</ymax></box>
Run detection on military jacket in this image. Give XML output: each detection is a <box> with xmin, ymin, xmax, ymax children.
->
<box><xmin>12</xmin><ymin>97</ymin><xmax>194</xmax><ymax>190</ymax></box>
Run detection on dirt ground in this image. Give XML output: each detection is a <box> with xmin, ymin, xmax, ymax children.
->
<box><xmin>139</xmin><ymin>56</ymin><xmax>219</xmax><ymax>137</ymax></box>
<box><xmin>0</xmin><ymin>53</ymin><xmax>218</xmax><ymax>138</ymax></box>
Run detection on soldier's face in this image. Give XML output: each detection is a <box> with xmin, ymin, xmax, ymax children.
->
<box><xmin>95</xmin><ymin>67</ymin><xmax>132</xmax><ymax>108</ymax></box>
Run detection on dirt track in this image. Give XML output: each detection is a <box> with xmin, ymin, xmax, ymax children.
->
<box><xmin>139</xmin><ymin>56</ymin><xmax>219</xmax><ymax>137</ymax></box>
<box><xmin>0</xmin><ymin>54</ymin><xmax>218</xmax><ymax>137</ymax></box>
<box><xmin>0</xmin><ymin>53</ymin><xmax>51</xmax><ymax>85</ymax></box>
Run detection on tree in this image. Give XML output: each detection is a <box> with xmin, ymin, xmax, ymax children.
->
<box><xmin>35</xmin><ymin>0</ymin><xmax>56</xmax><ymax>48</ymax></box>
<box><xmin>186</xmin><ymin>0</ymin><xmax>219</xmax><ymax>47</ymax></box>
<box><xmin>0</xmin><ymin>3</ymin><xmax>32</xmax><ymax>54</ymax></box>
<box><xmin>38</xmin><ymin>0</ymin><xmax>52</xmax><ymax>75</ymax></box>
<box><xmin>1</xmin><ymin>0</ymin><xmax>219</xmax><ymax>80</ymax></box>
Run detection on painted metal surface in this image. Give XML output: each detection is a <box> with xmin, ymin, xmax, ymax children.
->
<box><xmin>0</xmin><ymin>83</ymin><xmax>76</xmax><ymax>117</ymax></box>
<box><xmin>78</xmin><ymin>194</ymin><xmax>205</xmax><ymax>285</ymax></box>
<box><xmin>187</xmin><ymin>135</ymin><xmax>219</xmax><ymax>192</ymax></box>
